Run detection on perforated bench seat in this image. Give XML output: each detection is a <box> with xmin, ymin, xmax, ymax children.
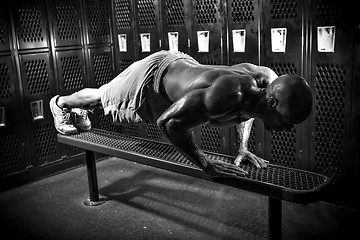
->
<box><xmin>57</xmin><ymin>128</ymin><xmax>330</xmax><ymax>239</ymax></box>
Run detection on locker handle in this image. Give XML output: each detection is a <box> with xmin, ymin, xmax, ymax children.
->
<box><xmin>30</xmin><ymin>100</ymin><xmax>44</xmax><ymax>121</ymax></box>
<box><xmin>0</xmin><ymin>107</ymin><xmax>5</xmax><ymax>127</ymax></box>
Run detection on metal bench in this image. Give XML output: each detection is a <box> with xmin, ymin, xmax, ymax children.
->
<box><xmin>58</xmin><ymin>128</ymin><xmax>330</xmax><ymax>240</ymax></box>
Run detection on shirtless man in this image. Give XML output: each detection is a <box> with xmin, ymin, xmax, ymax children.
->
<box><xmin>50</xmin><ymin>51</ymin><xmax>313</xmax><ymax>178</ymax></box>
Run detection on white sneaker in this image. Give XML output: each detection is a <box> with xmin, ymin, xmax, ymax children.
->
<box><xmin>71</xmin><ymin>108</ymin><xmax>92</xmax><ymax>131</ymax></box>
<box><xmin>49</xmin><ymin>95</ymin><xmax>78</xmax><ymax>135</ymax></box>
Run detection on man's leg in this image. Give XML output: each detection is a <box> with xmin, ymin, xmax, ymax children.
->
<box><xmin>50</xmin><ymin>88</ymin><xmax>103</xmax><ymax>134</ymax></box>
<box><xmin>57</xmin><ymin>88</ymin><xmax>102</xmax><ymax>109</ymax></box>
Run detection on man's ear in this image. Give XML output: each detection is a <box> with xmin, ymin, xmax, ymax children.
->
<box><xmin>267</xmin><ymin>97</ymin><xmax>278</xmax><ymax>109</ymax></box>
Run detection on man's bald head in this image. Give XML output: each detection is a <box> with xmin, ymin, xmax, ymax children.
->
<box><xmin>266</xmin><ymin>74</ymin><xmax>313</xmax><ymax>124</ymax></box>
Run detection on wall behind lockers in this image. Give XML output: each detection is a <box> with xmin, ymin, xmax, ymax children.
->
<box><xmin>0</xmin><ymin>0</ymin><xmax>115</xmax><ymax>181</ymax></box>
<box><xmin>111</xmin><ymin>0</ymin><xmax>359</xmax><ymax>208</ymax></box>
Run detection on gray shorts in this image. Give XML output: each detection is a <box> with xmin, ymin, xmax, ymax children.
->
<box><xmin>100</xmin><ymin>50</ymin><xmax>198</xmax><ymax>124</ymax></box>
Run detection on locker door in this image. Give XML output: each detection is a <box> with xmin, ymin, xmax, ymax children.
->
<box><xmin>227</xmin><ymin>0</ymin><xmax>263</xmax><ymax>157</ymax></box>
<box><xmin>189</xmin><ymin>0</ymin><xmax>225</xmax><ymax>64</ymax></box>
<box><xmin>56</xmin><ymin>49</ymin><xmax>87</xmax><ymax>93</ymax></box>
<box><xmin>160</xmin><ymin>0</ymin><xmax>190</xmax><ymax>53</ymax></box>
<box><xmin>0</xmin><ymin>55</ymin><xmax>29</xmax><ymax>176</ymax></box>
<box><xmin>89</xmin><ymin>46</ymin><xmax>116</xmax><ymax>131</ymax></box>
<box><xmin>134</xmin><ymin>0</ymin><xmax>161</xmax><ymax>59</ymax></box>
<box><xmin>19</xmin><ymin>53</ymin><xmax>60</xmax><ymax>167</ymax></box>
<box><xmin>12</xmin><ymin>0</ymin><xmax>49</xmax><ymax>50</ymax></box>
<box><xmin>308</xmin><ymin>0</ymin><xmax>354</xmax><ymax>190</ymax></box>
<box><xmin>261</xmin><ymin>0</ymin><xmax>306</xmax><ymax>168</ymax></box>
<box><xmin>84</xmin><ymin>0</ymin><xmax>111</xmax><ymax>45</ymax></box>
<box><xmin>0</xmin><ymin>8</ymin><xmax>11</xmax><ymax>52</ymax></box>
<box><xmin>112</xmin><ymin>0</ymin><xmax>136</xmax><ymax>74</ymax></box>
<box><xmin>227</xmin><ymin>0</ymin><xmax>259</xmax><ymax>65</ymax></box>
<box><xmin>189</xmin><ymin>0</ymin><xmax>230</xmax><ymax>155</ymax></box>
<box><xmin>50</xmin><ymin>0</ymin><xmax>82</xmax><ymax>47</ymax></box>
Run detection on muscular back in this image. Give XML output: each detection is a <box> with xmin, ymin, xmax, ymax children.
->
<box><xmin>161</xmin><ymin>60</ymin><xmax>261</xmax><ymax>127</ymax></box>
<box><xmin>163</xmin><ymin>60</ymin><xmax>260</xmax><ymax>103</ymax></box>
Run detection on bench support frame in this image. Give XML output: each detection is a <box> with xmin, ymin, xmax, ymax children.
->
<box><xmin>83</xmin><ymin>150</ymin><xmax>106</xmax><ymax>206</ymax></box>
<box><xmin>268</xmin><ymin>197</ymin><xmax>282</xmax><ymax>240</ymax></box>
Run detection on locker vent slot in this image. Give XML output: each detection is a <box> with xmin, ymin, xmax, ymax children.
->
<box><xmin>201</xmin><ymin>124</ymin><xmax>221</xmax><ymax>153</ymax></box>
<box><xmin>138</xmin><ymin>0</ymin><xmax>156</xmax><ymax>28</ymax></box>
<box><xmin>55</xmin><ymin>5</ymin><xmax>78</xmax><ymax>40</ymax></box>
<box><xmin>88</xmin><ymin>5</ymin><xmax>109</xmax><ymax>39</ymax></box>
<box><xmin>0</xmin><ymin>13</ymin><xmax>6</xmax><ymax>45</ymax></box>
<box><xmin>271</xmin><ymin>129</ymin><xmax>296</xmax><ymax>167</ymax></box>
<box><xmin>0</xmin><ymin>62</ymin><xmax>11</xmax><ymax>99</ymax></box>
<box><xmin>98</xmin><ymin>111</ymin><xmax>121</xmax><ymax>133</ymax></box>
<box><xmin>61</xmin><ymin>56</ymin><xmax>84</xmax><ymax>90</ymax></box>
<box><xmin>114</xmin><ymin>0</ymin><xmax>131</xmax><ymax>29</ymax></box>
<box><xmin>24</xmin><ymin>59</ymin><xmax>50</xmax><ymax>95</ymax></box>
<box><xmin>231</xmin><ymin>0</ymin><xmax>255</xmax><ymax>23</ymax></box>
<box><xmin>19</xmin><ymin>6</ymin><xmax>44</xmax><ymax>42</ymax></box>
<box><xmin>270</xmin><ymin>0</ymin><xmax>298</xmax><ymax>21</ymax></box>
<box><xmin>165</xmin><ymin>0</ymin><xmax>185</xmax><ymax>27</ymax></box>
<box><xmin>146</xmin><ymin>123</ymin><xmax>163</xmax><ymax>142</ymax></box>
<box><xmin>93</xmin><ymin>53</ymin><xmax>112</xmax><ymax>87</ymax></box>
<box><xmin>34</xmin><ymin>124</ymin><xmax>57</xmax><ymax>159</ymax></box>
<box><xmin>0</xmin><ymin>131</ymin><xmax>21</xmax><ymax>171</ymax></box>
<box><xmin>195</xmin><ymin>0</ymin><xmax>217</xmax><ymax>25</ymax></box>
<box><xmin>119</xmin><ymin>59</ymin><xmax>133</xmax><ymax>73</ymax></box>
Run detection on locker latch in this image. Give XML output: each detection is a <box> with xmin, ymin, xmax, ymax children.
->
<box><xmin>0</xmin><ymin>107</ymin><xmax>5</xmax><ymax>127</ymax></box>
<box><xmin>30</xmin><ymin>100</ymin><xmax>44</xmax><ymax>121</ymax></box>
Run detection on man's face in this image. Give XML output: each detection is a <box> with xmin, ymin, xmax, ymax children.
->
<box><xmin>263</xmin><ymin>112</ymin><xmax>294</xmax><ymax>132</ymax></box>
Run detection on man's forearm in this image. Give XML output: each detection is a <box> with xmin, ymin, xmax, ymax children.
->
<box><xmin>237</xmin><ymin>118</ymin><xmax>255</xmax><ymax>151</ymax></box>
<box><xmin>158</xmin><ymin>119</ymin><xmax>209</xmax><ymax>170</ymax></box>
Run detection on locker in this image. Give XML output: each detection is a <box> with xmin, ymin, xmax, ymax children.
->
<box><xmin>309</xmin><ymin>0</ymin><xmax>354</xmax><ymax>187</ymax></box>
<box><xmin>134</xmin><ymin>0</ymin><xmax>161</xmax><ymax>59</ymax></box>
<box><xmin>189</xmin><ymin>0</ymin><xmax>225</xmax><ymax>65</ymax></box>
<box><xmin>84</xmin><ymin>0</ymin><xmax>112</xmax><ymax>45</ymax></box>
<box><xmin>55</xmin><ymin>49</ymin><xmax>87</xmax><ymax>95</ymax></box>
<box><xmin>112</xmin><ymin>0</ymin><xmax>136</xmax><ymax>74</ymax></box>
<box><xmin>160</xmin><ymin>0</ymin><xmax>191</xmax><ymax>53</ymax></box>
<box><xmin>19</xmin><ymin>52</ymin><xmax>62</xmax><ymax>166</ymax></box>
<box><xmin>227</xmin><ymin>0</ymin><xmax>262</xmax><ymax>158</ymax></box>
<box><xmin>0</xmin><ymin>8</ymin><xmax>11</xmax><ymax>52</ymax></box>
<box><xmin>12</xmin><ymin>0</ymin><xmax>49</xmax><ymax>50</ymax></box>
<box><xmin>227</xmin><ymin>0</ymin><xmax>259</xmax><ymax>65</ymax></box>
<box><xmin>88</xmin><ymin>46</ymin><xmax>115</xmax><ymax>129</ymax></box>
<box><xmin>0</xmin><ymin>55</ymin><xmax>29</xmax><ymax>176</ymax></box>
<box><xmin>50</xmin><ymin>0</ymin><xmax>83</xmax><ymax>47</ymax></box>
<box><xmin>261</xmin><ymin>0</ymin><xmax>305</xmax><ymax>168</ymax></box>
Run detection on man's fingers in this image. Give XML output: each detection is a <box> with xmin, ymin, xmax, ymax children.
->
<box><xmin>234</xmin><ymin>154</ymin><xmax>244</xmax><ymax>167</ymax></box>
<box><xmin>220</xmin><ymin>162</ymin><xmax>248</xmax><ymax>176</ymax></box>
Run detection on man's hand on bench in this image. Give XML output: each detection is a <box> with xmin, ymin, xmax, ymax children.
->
<box><xmin>203</xmin><ymin>158</ymin><xmax>248</xmax><ymax>178</ymax></box>
<box><xmin>234</xmin><ymin>148</ymin><xmax>268</xmax><ymax>168</ymax></box>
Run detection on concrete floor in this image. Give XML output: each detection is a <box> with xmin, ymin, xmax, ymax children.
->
<box><xmin>0</xmin><ymin>157</ymin><xmax>359</xmax><ymax>240</ymax></box>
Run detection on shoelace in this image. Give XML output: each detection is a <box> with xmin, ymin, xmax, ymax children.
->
<box><xmin>62</xmin><ymin>111</ymin><xmax>74</xmax><ymax>124</ymax></box>
<box><xmin>73</xmin><ymin>109</ymin><xmax>94</xmax><ymax>121</ymax></box>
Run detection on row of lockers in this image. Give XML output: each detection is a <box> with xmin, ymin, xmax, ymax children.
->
<box><xmin>0</xmin><ymin>0</ymin><xmax>359</xmax><ymax>207</ymax></box>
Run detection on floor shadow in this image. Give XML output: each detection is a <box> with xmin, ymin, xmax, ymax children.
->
<box><xmin>99</xmin><ymin>168</ymin><xmax>267</xmax><ymax>240</ymax></box>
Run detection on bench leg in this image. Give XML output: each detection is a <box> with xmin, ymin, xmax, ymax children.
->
<box><xmin>83</xmin><ymin>150</ymin><xmax>105</xmax><ymax>206</ymax></box>
<box><xmin>268</xmin><ymin>197</ymin><xmax>282</xmax><ymax>240</ymax></box>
